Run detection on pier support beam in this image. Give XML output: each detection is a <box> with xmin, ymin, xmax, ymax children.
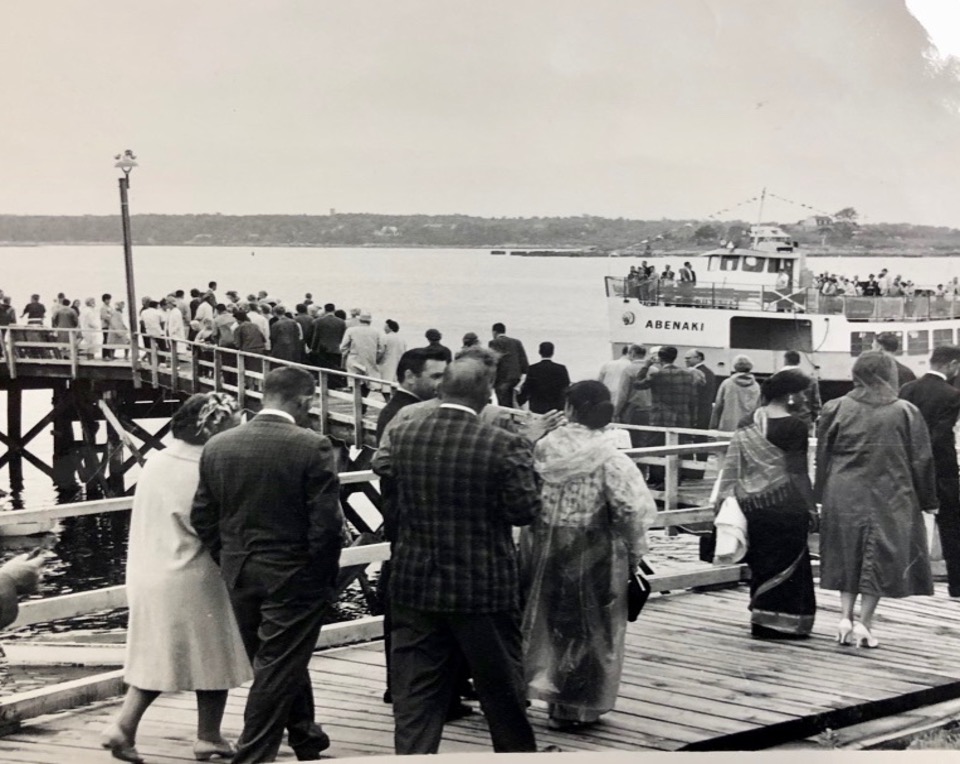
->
<box><xmin>6</xmin><ymin>387</ymin><xmax>23</xmax><ymax>491</ymax></box>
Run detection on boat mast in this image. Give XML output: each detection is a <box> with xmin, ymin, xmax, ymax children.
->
<box><xmin>756</xmin><ymin>187</ymin><xmax>767</xmax><ymax>227</ymax></box>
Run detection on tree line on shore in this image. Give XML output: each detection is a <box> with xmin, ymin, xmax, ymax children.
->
<box><xmin>0</xmin><ymin>211</ymin><xmax>958</xmax><ymax>252</ymax></box>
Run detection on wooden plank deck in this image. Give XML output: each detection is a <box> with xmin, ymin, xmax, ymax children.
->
<box><xmin>2</xmin><ymin>581</ymin><xmax>960</xmax><ymax>760</ymax></box>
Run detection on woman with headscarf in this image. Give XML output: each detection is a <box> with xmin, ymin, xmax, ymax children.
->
<box><xmin>714</xmin><ymin>369</ymin><xmax>817</xmax><ymax>639</ymax></box>
<box><xmin>816</xmin><ymin>351</ymin><xmax>937</xmax><ymax>648</ymax></box>
<box><xmin>102</xmin><ymin>393</ymin><xmax>252</xmax><ymax>763</ymax></box>
<box><xmin>521</xmin><ymin>380</ymin><xmax>657</xmax><ymax>731</ymax></box>
<box><xmin>710</xmin><ymin>354</ymin><xmax>761</xmax><ymax>430</ymax></box>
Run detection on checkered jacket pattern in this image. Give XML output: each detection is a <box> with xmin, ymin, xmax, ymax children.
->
<box><xmin>383</xmin><ymin>406</ymin><xmax>541</xmax><ymax>613</ymax></box>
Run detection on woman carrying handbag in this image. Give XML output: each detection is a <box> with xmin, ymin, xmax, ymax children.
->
<box><xmin>713</xmin><ymin>369</ymin><xmax>818</xmax><ymax>640</ymax></box>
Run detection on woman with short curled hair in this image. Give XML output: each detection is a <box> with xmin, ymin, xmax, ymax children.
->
<box><xmin>521</xmin><ymin>380</ymin><xmax>657</xmax><ymax>731</ymax></box>
<box><xmin>102</xmin><ymin>393</ymin><xmax>251</xmax><ymax>763</ymax></box>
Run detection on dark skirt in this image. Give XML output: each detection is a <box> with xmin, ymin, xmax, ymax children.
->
<box><xmin>743</xmin><ymin>493</ymin><xmax>816</xmax><ymax>637</ymax></box>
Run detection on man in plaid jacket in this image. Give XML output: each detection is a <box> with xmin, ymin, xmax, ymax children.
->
<box><xmin>374</xmin><ymin>355</ymin><xmax>541</xmax><ymax>754</ymax></box>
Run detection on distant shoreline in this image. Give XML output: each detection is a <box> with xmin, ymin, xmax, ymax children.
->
<box><xmin>1</xmin><ymin>241</ymin><xmax>958</xmax><ymax>257</ymax></box>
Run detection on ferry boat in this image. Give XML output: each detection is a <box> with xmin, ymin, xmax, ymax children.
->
<box><xmin>606</xmin><ymin>223</ymin><xmax>958</xmax><ymax>399</ymax></box>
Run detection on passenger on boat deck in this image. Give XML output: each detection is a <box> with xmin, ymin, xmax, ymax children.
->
<box><xmin>816</xmin><ymin>352</ymin><xmax>937</xmax><ymax>649</ymax></box>
<box><xmin>660</xmin><ymin>265</ymin><xmax>675</xmax><ymax>282</ymax></box>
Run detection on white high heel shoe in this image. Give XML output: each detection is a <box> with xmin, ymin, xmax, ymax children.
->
<box><xmin>836</xmin><ymin>618</ymin><xmax>853</xmax><ymax>645</ymax></box>
<box><xmin>852</xmin><ymin>621</ymin><xmax>879</xmax><ymax>648</ymax></box>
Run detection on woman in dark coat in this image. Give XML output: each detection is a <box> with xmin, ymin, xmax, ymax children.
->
<box><xmin>815</xmin><ymin>351</ymin><xmax>938</xmax><ymax>648</ymax></box>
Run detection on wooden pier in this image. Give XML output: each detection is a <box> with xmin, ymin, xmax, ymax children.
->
<box><xmin>2</xmin><ymin>577</ymin><xmax>960</xmax><ymax>759</ymax></box>
<box><xmin>4</xmin><ymin>326</ymin><xmax>959</xmax><ymax>754</ymax></box>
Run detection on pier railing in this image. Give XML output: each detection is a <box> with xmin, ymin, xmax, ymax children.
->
<box><xmin>606</xmin><ymin>277</ymin><xmax>960</xmax><ymax>320</ymax></box>
<box><xmin>0</xmin><ymin>326</ymin><xmax>387</xmax><ymax>446</ymax></box>
<box><xmin>3</xmin><ymin>434</ymin><xmax>733</xmax><ymax>640</ymax></box>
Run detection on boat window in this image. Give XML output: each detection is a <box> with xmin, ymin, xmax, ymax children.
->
<box><xmin>720</xmin><ymin>256</ymin><xmax>739</xmax><ymax>271</ymax></box>
<box><xmin>767</xmin><ymin>258</ymin><xmax>781</xmax><ymax>273</ymax></box>
<box><xmin>933</xmin><ymin>328</ymin><xmax>955</xmax><ymax>348</ymax></box>
<box><xmin>741</xmin><ymin>256</ymin><xmax>765</xmax><ymax>273</ymax></box>
<box><xmin>849</xmin><ymin>331</ymin><xmax>876</xmax><ymax>357</ymax></box>
<box><xmin>706</xmin><ymin>256</ymin><xmax>720</xmax><ymax>272</ymax></box>
<box><xmin>907</xmin><ymin>330</ymin><xmax>929</xmax><ymax>355</ymax></box>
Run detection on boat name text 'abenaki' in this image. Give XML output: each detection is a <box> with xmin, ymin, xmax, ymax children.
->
<box><xmin>644</xmin><ymin>319</ymin><xmax>705</xmax><ymax>331</ymax></box>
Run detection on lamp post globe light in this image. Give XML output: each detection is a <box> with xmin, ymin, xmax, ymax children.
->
<box><xmin>114</xmin><ymin>150</ymin><xmax>140</xmax><ymax>378</ymax></box>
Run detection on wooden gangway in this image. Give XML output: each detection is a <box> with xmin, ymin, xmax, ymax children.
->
<box><xmin>2</xmin><ymin>576</ymin><xmax>960</xmax><ymax>759</ymax></box>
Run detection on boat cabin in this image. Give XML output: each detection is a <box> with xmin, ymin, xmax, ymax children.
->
<box><xmin>702</xmin><ymin>226</ymin><xmax>802</xmax><ymax>289</ymax></box>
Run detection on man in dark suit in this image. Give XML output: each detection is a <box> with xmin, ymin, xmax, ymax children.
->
<box><xmin>309</xmin><ymin>303</ymin><xmax>347</xmax><ymax>380</ymax></box>
<box><xmin>489</xmin><ymin>322</ymin><xmax>529</xmax><ymax>408</ymax></box>
<box><xmin>372</xmin><ymin>356</ymin><xmax>540</xmax><ymax>754</ymax></box>
<box><xmin>683</xmin><ymin>348</ymin><xmax>715</xmax><ymax>430</ymax></box>
<box><xmin>192</xmin><ymin>367</ymin><xmax>345</xmax><ymax>763</ymax></box>
<box><xmin>517</xmin><ymin>341</ymin><xmax>570</xmax><ymax>414</ymax></box>
<box><xmin>874</xmin><ymin>332</ymin><xmax>917</xmax><ymax>389</ymax></box>
<box><xmin>683</xmin><ymin>348</ymin><xmax>716</xmax><ymax>472</ymax></box>
<box><xmin>900</xmin><ymin>345</ymin><xmax>960</xmax><ymax>598</ymax></box>
<box><xmin>374</xmin><ymin>346</ymin><xmax>452</xmax><ymax>709</ymax></box>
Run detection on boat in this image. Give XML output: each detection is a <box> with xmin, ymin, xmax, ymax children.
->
<box><xmin>606</xmin><ymin>221</ymin><xmax>959</xmax><ymax>399</ymax></box>
<box><xmin>490</xmin><ymin>246</ymin><xmax>601</xmax><ymax>257</ymax></box>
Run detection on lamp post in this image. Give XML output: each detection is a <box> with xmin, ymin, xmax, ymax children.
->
<box><xmin>114</xmin><ymin>150</ymin><xmax>140</xmax><ymax>382</ymax></box>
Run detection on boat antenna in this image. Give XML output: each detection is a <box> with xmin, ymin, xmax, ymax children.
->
<box><xmin>756</xmin><ymin>187</ymin><xmax>767</xmax><ymax>227</ymax></box>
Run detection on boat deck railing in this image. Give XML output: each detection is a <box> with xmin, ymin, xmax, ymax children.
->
<box><xmin>606</xmin><ymin>276</ymin><xmax>960</xmax><ymax>321</ymax></box>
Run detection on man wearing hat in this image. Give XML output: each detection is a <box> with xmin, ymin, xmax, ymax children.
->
<box><xmin>425</xmin><ymin>329</ymin><xmax>452</xmax><ymax>363</ymax></box>
<box><xmin>341</xmin><ymin>311</ymin><xmax>386</xmax><ymax>399</ymax></box>
<box><xmin>460</xmin><ymin>332</ymin><xmax>480</xmax><ymax>354</ymax></box>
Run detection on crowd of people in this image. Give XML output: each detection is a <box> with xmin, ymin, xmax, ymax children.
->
<box><xmin>813</xmin><ymin>269</ymin><xmax>960</xmax><ymax>298</ymax></box>
<box><xmin>6</xmin><ymin>280</ymin><xmax>956</xmax><ymax>757</ymax></box>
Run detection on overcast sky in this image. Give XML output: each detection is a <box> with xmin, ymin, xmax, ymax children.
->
<box><xmin>1</xmin><ymin>0</ymin><xmax>958</xmax><ymax>225</ymax></box>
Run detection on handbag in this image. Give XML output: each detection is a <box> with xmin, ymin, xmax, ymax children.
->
<box><xmin>627</xmin><ymin>568</ymin><xmax>651</xmax><ymax>621</ymax></box>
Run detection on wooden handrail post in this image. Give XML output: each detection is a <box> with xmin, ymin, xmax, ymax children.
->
<box><xmin>318</xmin><ymin>370</ymin><xmax>330</xmax><ymax>436</ymax></box>
<box><xmin>67</xmin><ymin>329</ymin><xmax>78</xmax><ymax>379</ymax></box>
<box><xmin>352</xmin><ymin>378</ymin><xmax>363</xmax><ymax>446</ymax></box>
<box><xmin>237</xmin><ymin>354</ymin><xmax>246</xmax><ymax>409</ymax></box>
<box><xmin>191</xmin><ymin>343</ymin><xmax>200</xmax><ymax>394</ymax></box>
<box><xmin>213</xmin><ymin>349</ymin><xmax>223</xmax><ymax>393</ymax></box>
<box><xmin>6</xmin><ymin>328</ymin><xmax>17</xmax><ymax>379</ymax></box>
<box><xmin>149</xmin><ymin>339</ymin><xmax>159</xmax><ymax>387</ymax></box>
<box><xmin>169</xmin><ymin>340</ymin><xmax>179</xmax><ymax>393</ymax></box>
<box><xmin>664</xmin><ymin>429</ymin><xmax>679</xmax><ymax>518</ymax></box>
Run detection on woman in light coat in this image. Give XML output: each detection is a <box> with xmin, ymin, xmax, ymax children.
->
<box><xmin>102</xmin><ymin>393</ymin><xmax>252</xmax><ymax>763</ymax></box>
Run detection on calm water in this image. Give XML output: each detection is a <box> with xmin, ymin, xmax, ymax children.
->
<box><xmin>1</xmin><ymin>246</ymin><xmax>958</xmax><ymax>598</ymax></box>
